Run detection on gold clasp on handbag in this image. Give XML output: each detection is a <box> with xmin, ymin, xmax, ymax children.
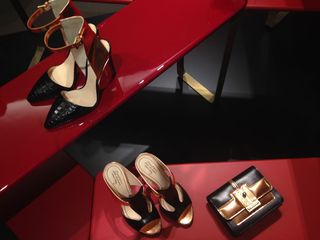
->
<box><xmin>230</xmin><ymin>181</ymin><xmax>261</xmax><ymax>212</ymax></box>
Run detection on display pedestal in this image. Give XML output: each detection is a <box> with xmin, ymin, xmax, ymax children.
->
<box><xmin>90</xmin><ymin>158</ymin><xmax>319</xmax><ymax>239</ymax></box>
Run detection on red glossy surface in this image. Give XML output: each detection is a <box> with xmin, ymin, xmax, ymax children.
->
<box><xmin>91</xmin><ymin>158</ymin><xmax>320</xmax><ymax>239</ymax></box>
<box><xmin>0</xmin><ymin>151</ymin><xmax>76</xmax><ymax>221</ymax></box>
<box><xmin>247</xmin><ymin>0</ymin><xmax>320</xmax><ymax>11</ymax></box>
<box><xmin>0</xmin><ymin>0</ymin><xmax>245</xmax><ymax>199</ymax></box>
<box><xmin>7</xmin><ymin>165</ymin><xmax>94</xmax><ymax>240</ymax></box>
<box><xmin>75</xmin><ymin>0</ymin><xmax>132</xmax><ymax>4</ymax></box>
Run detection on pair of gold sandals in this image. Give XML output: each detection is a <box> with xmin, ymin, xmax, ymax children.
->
<box><xmin>103</xmin><ymin>153</ymin><xmax>193</xmax><ymax>235</ymax></box>
<box><xmin>27</xmin><ymin>0</ymin><xmax>115</xmax><ymax>129</ymax></box>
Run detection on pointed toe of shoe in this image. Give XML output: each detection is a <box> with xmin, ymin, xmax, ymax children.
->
<box><xmin>44</xmin><ymin>117</ymin><xmax>55</xmax><ymax>129</ymax></box>
<box><xmin>44</xmin><ymin>96</ymin><xmax>72</xmax><ymax>129</ymax></box>
<box><xmin>44</xmin><ymin>96</ymin><xmax>92</xmax><ymax>129</ymax></box>
<box><xmin>27</xmin><ymin>91</ymin><xmax>40</xmax><ymax>103</ymax></box>
<box><xmin>27</xmin><ymin>74</ymin><xmax>67</xmax><ymax>103</ymax></box>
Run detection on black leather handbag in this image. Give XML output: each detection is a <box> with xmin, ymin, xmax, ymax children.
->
<box><xmin>207</xmin><ymin>166</ymin><xmax>283</xmax><ymax>236</ymax></box>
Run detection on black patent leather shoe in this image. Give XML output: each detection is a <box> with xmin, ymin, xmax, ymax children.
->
<box><xmin>135</xmin><ymin>153</ymin><xmax>194</xmax><ymax>226</ymax></box>
<box><xmin>103</xmin><ymin>162</ymin><xmax>162</xmax><ymax>235</ymax></box>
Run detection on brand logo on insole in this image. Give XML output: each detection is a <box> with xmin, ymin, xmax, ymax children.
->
<box><xmin>144</xmin><ymin>161</ymin><xmax>158</xmax><ymax>175</ymax></box>
<box><xmin>112</xmin><ymin>170</ymin><xmax>123</xmax><ymax>185</ymax></box>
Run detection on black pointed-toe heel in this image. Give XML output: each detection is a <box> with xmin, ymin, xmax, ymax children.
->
<box><xmin>135</xmin><ymin>153</ymin><xmax>193</xmax><ymax>226</ymax></box>
<box><xmin>103</xmin><ymin>162</ymin><xmax>162</xmax><ymax>235</ymax></box>
<box><xmin>27</xmin><ymin>0</ymin><xmax>81</xmax><ymax>103</ymax></box>
<box><xmin>44</xmin><ymin>16</ymin><xmax>115</xmax><ymax>129</ymax></box>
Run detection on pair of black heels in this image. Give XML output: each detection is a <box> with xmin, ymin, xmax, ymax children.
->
<box><xmin>27</xmin><ymin>0</ymin><xmax>115</xmax><ymax>129</ymax></box>
<box><xmin>103</xmin><ymin>153</ymin><xmax>193</xmax><ymax>236</ymax></box>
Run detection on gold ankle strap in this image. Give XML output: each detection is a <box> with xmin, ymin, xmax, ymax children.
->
<box><xmin>27</xmin><ymin>0</ymin><xmax>70</xmax><ymax>33</ymax></box>
<box><xmin>44</xmin><ymin>20</ymin><xmax>84</xmax><ymax>51</ymax></box>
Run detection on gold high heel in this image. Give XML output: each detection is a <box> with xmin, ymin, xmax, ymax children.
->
<box><xmin>135</xmin><ymin>153</ymin><xmax>193</xmax><ymax>226</ymax></box>
<box><xmin>103</xmin><ymin>162</ymin><xmax>162</xmax><ymax>235</ymax></box>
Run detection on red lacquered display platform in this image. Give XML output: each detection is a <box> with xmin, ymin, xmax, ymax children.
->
<box><xmin>74</xmin><ymin>0</ymin><xmax>320</xmax><ymax>11</ymax></box>
<box><xmin>0</xmin><ymin>0</ymin><xmax>245</xmax><ymax>207</ymax></box>
<box><xmin>7</xmin><ymin>165</ymin><xmax>94</xmax><ymax>240</ymax></box>
<box><xmin>75</xmin><ymin>0</ymin><xmax>132</xmax><ymax>4</ymax></box>
<box><xmin>246</xmin><ymin>0</ymin><xmax>320</xmax><ymax>11</ymax></box>
<box><xmin>91</xmin><ymin>158</ymin><xmax>320</xmax><ymax>239</ymax></box>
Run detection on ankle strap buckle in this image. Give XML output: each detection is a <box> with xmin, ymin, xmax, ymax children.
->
<box><xmin>27</xmin><ymin>0</ymin><xmax>69</xmax><ymax>33</ymax></box>
<box><xmin>74</xmin><ymin>28</ymin><xmax>85</xmax><ymax>49</ymax></box>
<box><xmin>37</xmin><ymin>1</ymin><xmax>51</xmax><ymax>11</ymax></box>
<box><xmin>44</xmin><ymin>18</ymin><xmax>85</xmax><ymax>52</ymax></box>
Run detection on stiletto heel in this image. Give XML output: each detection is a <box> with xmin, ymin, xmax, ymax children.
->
<box><xmin>103</xmin><ymin>162</ymin><xmax>161</xmax><ymax>235</ymax></box>
<box><xmin>44</xmin><ymin>16</ymin><xmax>115</xmax><ymax>128</ymax></box>
<box><xmin>27</xmin><ymin>0</ymin><xmax>82</xmax><ymax>103</ymax></box>
<box><xmin>135</xmin><ymin>153</ymin><xmax>193</xmax><ymax>226</ymax></box>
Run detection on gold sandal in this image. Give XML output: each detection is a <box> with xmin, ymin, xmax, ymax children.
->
<box><xmin>135</xmin><ymin>153</ymin><xmax>193</xmax><ymax>226</ymax></box>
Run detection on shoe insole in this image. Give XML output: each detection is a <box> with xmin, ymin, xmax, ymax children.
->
<box><xmin>136</xmin><ymin>154</ymin><xmax>186</xmax><ymax>212</ymax></box>
<box><xmin>51</xmin><ymin>0</ymin><xmax>70</xmax><ymax>18</ymax></box>
<box><xmin>62</xmin><ymin>39</ymin><xmax>110</xmax><ymax>107</ymax></box>
<box><xmin>49</xmin><ymin>51</ymin><xmax>75</xmax><ymax>88</ymax></box>
<box><xmin>47</xmin><ymin>23</ymin><xmax>99</xmax><ymax>89</ymax></box>
<box><xmin>136</xmin><ymin>154</ymin><xmax>171</xmax><ymax>191</ymax></box>
<box><xmin>103</xmin><ymin>163</ymin><xmax>132</xmax><ymax>199</ymax></box>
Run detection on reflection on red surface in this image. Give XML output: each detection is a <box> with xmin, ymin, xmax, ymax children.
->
<box><xmin>0</xmin><ymin>151</ymin><xmax>76</xmax><ymax>221</ymax></box>
<box><xmin>91</xmin><ymin>158</ymin><xmax>320</xmax><ymax>239</ymax></box>
<box><xmin>7</xmin><ymin>166</ymin><xmax>94</xmax><ymax>240</ymax></box>
<box><xmin>247</xmin><ymin>0</ymin><xmax>320</xmax><ymax>11</ymax></box>
<box><xmin>0</xmin><ymin>0</ymin><xmax>245</xmax><ymax>205</ymax></box>
<box><xmin>289</xmin><ymin>160</ymin><xmax>320</xmax><ymax>240</ymax></box>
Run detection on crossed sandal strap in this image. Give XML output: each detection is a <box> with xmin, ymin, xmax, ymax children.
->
<box><xmin>158</xmin><ymin>183</ymin><xmax>192</xmax><ymax>221</ymax></box>
<box><xmin>44</xmin><ymin>19</ymin><xmax>85</xmax><ymax>51</ymax></box>
<box><xmin>123</xmin><ymin>188</ymin><xmax>160</xmax><ymax>232</ymax></box>
<box><xmin>27</xmin><ymin>0</ymin><xmax>79</xmax><ymax>33</ymax></box>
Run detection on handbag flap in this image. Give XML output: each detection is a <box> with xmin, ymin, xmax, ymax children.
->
<box><xmin>218</xmin><ymin>178</ymin><xmax>273</xmax><ymax>220</ymax></box>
